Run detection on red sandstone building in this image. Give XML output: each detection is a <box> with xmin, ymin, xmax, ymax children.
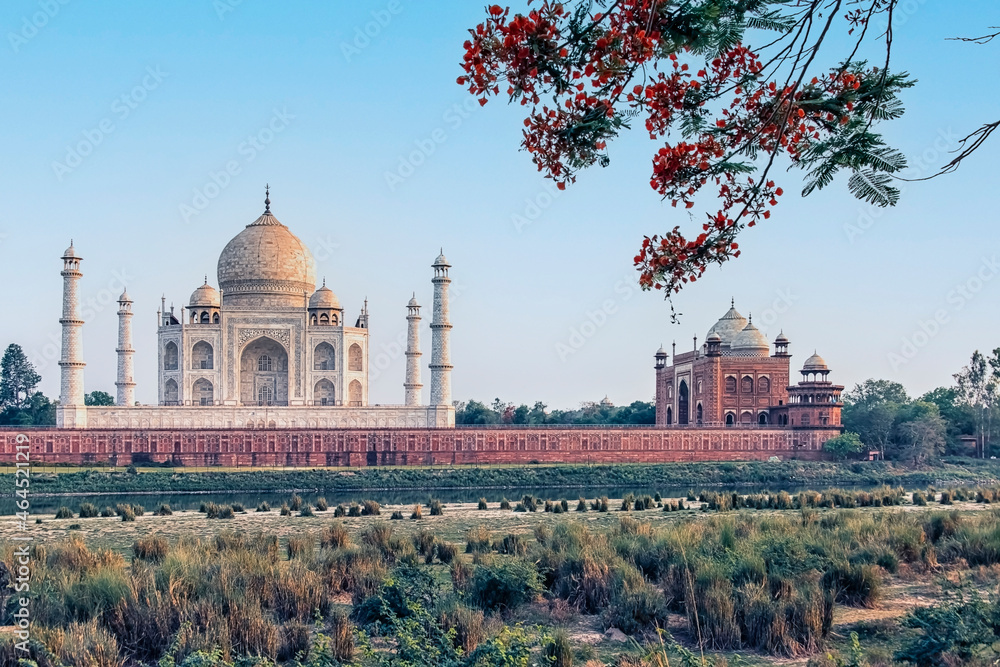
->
<box><xmin>654</xmin><ymin>302</ymin><xmax>843</xmax><ymax>430</ymax></box>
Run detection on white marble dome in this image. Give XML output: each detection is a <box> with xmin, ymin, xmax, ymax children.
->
<box><xmin>803</xmin><ymin>352</ymin><xmax>829</xmax><ymax>371</ymax></box>
<box><xmin>189</xmin><ymin>281</ymin><xmax>220</xmax><ymax>308</ymax></box>
<box><xmin>309</xmin><ymin>283</ymin><xmax>340</xmax><ymax>309</ymax></box>
<box><xmin>706</xmin><ymin>304</ymin><xmax>748</xmax><ymax>346</ymax></box>
<box><xmin>217</xmin><ymin>204</ymin><xmax>316</xmax><ymax>307</ymax></box>
<box><xmin>731</xmin><ymin>321</ymin><xmax>770</xmax><ymax>356</ymax></box>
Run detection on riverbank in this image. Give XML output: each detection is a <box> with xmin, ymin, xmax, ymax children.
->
<box><xmin>4</xmin><ymin>458</ymin><xmax>999</xmax><ymax>497</ymax></box>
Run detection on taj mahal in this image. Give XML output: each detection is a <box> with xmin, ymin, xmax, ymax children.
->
<box><xmin>55</xmin><ymin>188</ymin><xmax>456</xmax><ymax>430</ymax></box>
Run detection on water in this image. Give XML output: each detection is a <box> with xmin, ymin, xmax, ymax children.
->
<box><xmin>1</xmin><ymin>483</ymin><xmax>837</xmax><ymax>515</ymax></box>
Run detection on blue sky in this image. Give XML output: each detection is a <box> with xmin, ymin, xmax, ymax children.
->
<box><xmin>0</xmin><ymin>0</ymin><xmax>997</xmax><ymax>408</ymax></box>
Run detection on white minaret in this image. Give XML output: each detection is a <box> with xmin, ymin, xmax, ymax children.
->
<box><xmin>115</xmin><ymin>290</ymin><xmax>135</xmax><ymax>406</ymax></box>
<box><xmin>57</xmin><ymin>242</ymin><xmax>87</xmax><ymax>427</ymax></box>
<box><xmin>404</xmin><ymin>293</ymin><xmax>423</xmax><ymax>406</ymax></box>
<box><xmin>429</xmin><ymin>250</ymin><xmax>453</xmax><ymax>406</ymax></box>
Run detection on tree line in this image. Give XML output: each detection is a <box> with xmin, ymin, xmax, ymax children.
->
<box><xmin>454</xmin><ymin>398</ymin><xmax>656</xmax><ymax>426</ymax></box>
<box><xmin>0</xmin><ymin>343</ymin><xmax>112</xmax><ymax>426</ymax></box>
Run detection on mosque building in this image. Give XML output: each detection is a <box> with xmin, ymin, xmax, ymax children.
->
<box><xmin>55</xmin><ymin>189</ymin><xmax>455</xmax><ymax>429</ymax></box>
<box><xmin>654</xmin><ymin>302</ymin><xmax>843</xmax><ymax>429</ymax></box>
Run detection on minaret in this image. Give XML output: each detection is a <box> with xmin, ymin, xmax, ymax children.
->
<box><xmin>429</xmin><ymin>250</ymin><xmax>453</xmax><ymax>406</ymax></box>
<box><xmin>404</xmin><ymin>293</ymin><xmax>423</xmax><ymax>406</ymax></box>
<box><xmin>116</xmin><ymin>290</ymin><xmax>136</xmax><ymax>406</ymax></box>
<box><xmin>57</xmin><ymin>241</ymin><xmax>86</xmax><ymax>427</ymax></box>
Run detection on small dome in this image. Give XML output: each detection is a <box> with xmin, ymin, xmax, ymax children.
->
<box><xmin>731</xmin><ymin>320</ymin><xmax>770</xmax><ymax>356</ymax></box>
<box><xmin>189</xmin><ymin>282</ymin><xmax>220</xmax><ymax>308</ymax></box>
<box><xmin>655</xmin><ymin>345</ymin><xmax>667</xmax><ymax>357</ymax></box>
<box><xmin>706</xmin><ymin>332</ymin><xmax>722</xmax><ymax>343</ymax></box>
<box><xmin>309</xmin><ymin>284</ymin><xmax>340</xmax><ymax>309</ymax></box>
<box><xmin>118</xmin><ymin>290</ymin><xmax>132</xmax><ymax>302</ymax></box>
<box><xmin>62</xmin><ymin>242</ymin><xmax>78</xmax><ymax>258</ymax></box>
<box><xmin>775</xmin><ymin>331</ymin><xmax>789</xmax><ymax>343</ymax></box>
<box><xmin>600</xmin><ymin>395</ymin><xmax>613</xmax><ymax>406</ymax></box>
<box><xmin>803</xmin><ymin>352</ymin><xmax>828</xmax><ymax>372</ymax></box>
<box><xmin>706</xmin><ymin>302</ymin><xmax>748</xmax><ymax>346</ymax></box>
<box><xmin>408</xmin><ymin>294</ymin><xmax>419</xmax><ymax>308</ymax></box>
<box><xmin>433</xmin><ymin>249</ymin><xmax>450</xmax><ymax>266</ymax></box>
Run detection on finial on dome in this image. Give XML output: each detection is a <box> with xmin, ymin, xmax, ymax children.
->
<box><xmin>264</xmin><ymin>184</ymin><xmax>271</xmax><ymax>213</ymax></box>
<box><xmin>204</xmin><ymin>275</ymin><xmax>208</xmax><ymax>285</ymax></box>
<box><xmin>731</xmin><ymin>297</ymin><xmax>734</xmax><ymax>307</ymax></box>
<box><xmin>748</xmin><ymin>312</ymin><xmax>752</xmax><ymax>323</ymax></box>
<box><xmin>322</xmin><ymin>277</ymin><xmax>326</xmax><ymax>287</ymax></box>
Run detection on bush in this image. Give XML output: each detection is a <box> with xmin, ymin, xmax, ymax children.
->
<box><xmin>500</xmin><ymin>497</ymin><xmax>511</xmax><ymax>510</ymax></box>
<box><xmin>414</xmin><ymin>529</ymin><xmax>438</xmax><ymax>561</ymax></box>
<box><xmin>465</xmin><ymin>559</ymin><xmax>542</xmax><ymax>613</ymax></box>
<box><xmin>348</xmin><ymin>503</ymin><xmax>362</xmax><ymax>517</ymax></box>
<box><xmin>287</xmin><ymin>536</ymin><xmax>312</xmax><ymax>559</ymax></box>
<box><xmin>896</xmin><ymin>588</ymin><xmax>1000</xmax><ymax>666</ymax></box>
<box><xmin>912</xmin><ymin>491</ymin><xmax>928</xmax><ymax>506</ymax></box>
<box><xmin>391</xmin><ymin>510</ymin><xmax>404</xmax><ymax>520</ymax></box>
<box><xmin>134</xmin><ymin>535</ymin><xmax>168</xmax><ymax>562</ymax></box>
<box><xmin>119</xmin><ymin>505</ymin><xmax>136</xmax><ymax>522</ymax></box>
<box><xmin>436</xmin><ymin>541</ymin><xmax>459</xmax><ymax>564</ymax></box>
<box><xmin>290</xmin><ymin>494</ymin><xmax>303</xmax><ymax>511</ymax></box>
<box><xmin>439</xmin><ymin>604</ymin><xmax>486</xmax><ymax>654</ymax></box>
<box><xmin>576</xmin><ymin>497</ymin><xmax>588</xmax><ymax>512</ymax></box>
<box><xmin>100</xmin><ymin>506</ymin><xmax>115</xmax><ymax>517</ymax></box>
<box><xmin>257</xmin><ymin>501</ymin><xmax>270</xmax><ymax>512</ymax></box>
<box><xmin>334</xmin><ymin>504</ymin><xmax>346</xmax><ymax>517</ymax></box>
<box><xmin>466</xmin><ymin>525</ymin><xmax>493</xmax><ymax>554</ymax></box>
<box><xmin>78</xmin><ymin>503</ymin><xmax>99</xmax><ymax>518</ymax></box>
<box><xmin>280</xmin><ymin>503</ymin><xmax>291</xmax><ymax>516</ymax></box>
<box><xmin>520</xmin><ymin>495</ymin><xmax>538</xmax><ymax>512</ymax></box>
<box><xmin>561</xmin><ymin>499</ymin><xmax>570</xmax><ymax>512</ymax></box>
<box><xmin>300</xmin><ymin>505</ymin><xmax>315</xmax><ymax>517</ymax></box>
<box><xmin>55</xmin><ymin>506</ymin><xmax>74</xmax><ymax>519</ymax></box>
<box><xmin>543</xmin><ymin>629</ymin><xmax>574</xmax><ymax>667</ymax></box>
<box><xmin>495</xmin><ymin>533</ymin><xmax>528</xmax><ymax>556</ymax></box>
<box><xmin>155</xmin><ymin>503</ymin><xmax>173</xmax><ymax>516</ymax></box>
<box><xmin>218</xmin><ymin>505</ymin><xmax>235</xmax><ymax>519</ymax></box>
<box><xmin>361</xmin><ymin>500</ymin><xmax>381</xmax><ymax>516</ymax></box>
<box><xmin>321</xmin><ymin>522</ymin><xmax>351</xmax><ymax>549</ymax></box>
<box><xmin>940</xmin><ymin>489</ymin><xmax>954</xmax><ymax>505</ymax></box>
<box><xmin>477</xmin><ymin>497</ymin><xmax>488</xmax><ymax>510</ymax></box>
<box><xmin>315</xmin><ymin>497</ymin><xmax>329</xmax><ymax>511</ymax></box>
<box><xmin>230</xmin><ymin>503</ymin><xmax>245</xmax><ymax>513</ymax></box>
<box><xmin>823</xmin><ymin>561</ymin><xmax>883</xmax><ymax>607</ymax></box>
<box><xmin>429</xmin><ymin>499</ymin><xmax>444</xmax><ymax>516</ymax></box>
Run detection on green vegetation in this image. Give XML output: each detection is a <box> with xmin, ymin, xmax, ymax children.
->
<box><xmin>0</xmin><ymin>343</ymin><xmax>54</xmax><ymax>425</ymax></box>
<box><xmin>455</xmin><ymin>397</ymin><xmax>655</xmax><ymax>425</ymax></box>
<box><xmin>9</xmin><ymin>459</ymin><xmax>1000</xmax><ymax>498</ymax></box>
<box><xmin>5</xmin><ymin>497</ymin><xmax>1000</xmax><ymax>666</ymax></box>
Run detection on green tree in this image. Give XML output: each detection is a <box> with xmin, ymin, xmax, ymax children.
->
<box><xmin>823</xmin><ymin>432</ymin><xmax>864</xmax><ymax>460</ymax></box>
<box><xmin>954</xmin><ymin>349</ymin><xmax>1000</xmax><ymax>458</ymax></box>
<box><xmin>843</xmin><ymin>379</ymin><xmax>909</xmax><ymax>460</ymax></box>
<box><xmin>0</xmin><ymin>344</ymin><xmax>41</xmax><ymax>410</ymax></box>
<box><xmin>894</xmin><ymin>403</ymin><xmax>947</xmax><ymax>465</ymax></box>
<box><xmin>0</xmin><ymin>391</ymin><xmax>56</xmax><ymax>426</ymax></box>
<box><xmin>85</xmin><ymin>391</ymin><xmax>115</xmax><ymax>406</ymax></box>
<box><xmin>920</xmin><ymin>387</ymin><xmax>976</xmax><ymax>454</ymax></box>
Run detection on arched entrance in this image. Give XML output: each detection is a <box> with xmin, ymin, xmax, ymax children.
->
<box><xmin>677</xmin><ymin>380</ymin><xmax>689</xmax><ymax>425</ymax></box>
<box><xmin>240</xmin><ymin>337</ymin><xmax>289</xmax><ymax>406</ymax></box>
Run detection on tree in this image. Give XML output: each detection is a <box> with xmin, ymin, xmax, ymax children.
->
<box><xmin>459</xmin><ymin>1</ymin><xmax>927</xmax><ymax>306</ymax></box>
<box><xmin>0</xmin><ymin>344</ymin><xmax>41</xmax><ymax>410</ymax></box>
<box><xmin>894</xmin><ymin>402</ymin><xmax>947</xmax><ymax>465</ymax></box>
<box><xmin>842</xmin><ymin>379</ymin><xmax>908</xmax><ymax>459</ymax></box>
<box><xmin>920</xmin><ymin>386</ymin><xmax>976</xmax><ymax>454</ymax></box>
<box><xmin>823</xmin><ymin>431</ymin><xmax>864</xmax><ymax>460</ymax></box>
<box><xmin>85</xmin><ymin>391</ymin><xmax>115</xmax><ymax>406</ymax></box>
<box><xmin>954</xmin><ymin>349</ymin><xmax>1000</xmax><ymax>458</ymax></box>
<box><xmin>0</xmin><ymin>391</ymin><xmax>56</xmax><ymax>426</ymax></box>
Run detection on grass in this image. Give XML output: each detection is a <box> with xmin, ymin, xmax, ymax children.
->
<box><xmin>5</xmin><ymin>486</ymin><xmax>1000</xmax><ymax>667</ymax></box>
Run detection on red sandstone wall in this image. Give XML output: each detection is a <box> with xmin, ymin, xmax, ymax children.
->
<box><xmin>0</xmin><ymin>427</ymin><xmax>835</xmax><ymax>466</ymax></box>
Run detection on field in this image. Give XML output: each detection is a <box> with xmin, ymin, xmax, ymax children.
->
<box><xmin>3</xmin><ymin>484</ymin><xmax>1000</xmax><ymax>667</ymax></box>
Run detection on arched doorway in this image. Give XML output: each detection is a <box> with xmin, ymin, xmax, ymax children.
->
<box><xmin>666</xmin><ymin>406</ymin><xmax>672</xmax><ymax>425</ymax></box>
<box><xmin>725</xmin><ymin>412</ymin><xmax>735</xmax><ymax>426</ymax></box>
<box><xmin>677</xmin><ymin>380</ymin><xmax>689</xmax><ymax>425</ymax></box>
<box><xmin>193</xmin><ymin>378</ymin><xmax>214</xmax><ymax>406</ymax></box>
<box><xmin>314</xmin><ymin>379</ymin><xmax>335</xmax><ymax>406</ymax></box>
<box><xmin>240</xmin><ymin>337</ymin><xmax>289</xmax><ymax>406</ymax></box>
<box><xmin>696</xmin><ymin>403</ymin><xmax>703</xmax><ymax>424</ymax></box>
<box><xmin>348</xmin><ymin>380</ymin><xmax>362</xmax><ymax>406</ymax></box>
<box><xmin>758</xmin><ymin>412</ymin><xmax>768</xmax><ymax>425</ymax></box>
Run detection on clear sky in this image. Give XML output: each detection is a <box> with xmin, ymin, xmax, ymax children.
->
<box><xmin>0</xmin><ymin>1</ymin><xmax>997</xmax><ymax>409</ymax></box>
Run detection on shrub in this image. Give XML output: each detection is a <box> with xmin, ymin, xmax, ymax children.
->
<box><xmin>429</xmin><ymin>499</ymin><xmax>444</xmax><ymax>516</ymax></box>
<box><xmin>520</xmin><ymin>495</ymin><xmax>538</xmax><ymax>512</ymax></box>
<box><xmin>912</xmin><ymin>491</ymin><xmax>928</xmax><ymax>506</ymax></box>
<box><xmin>561</xmin><ymin>499</ymin><xmax>570</xmax><ymax>512</ymax></box>
<box><xmin>410</xmin><ymin>504</ymin><xmax>423</xmax><ymax>520</ymax></box>
<box><xmin>315</xmin><ymin>497</ymin><xmax>329</xmax><ymax>511</ymax></box>
<box><xmin>466</xmin><ymin>525</ymin><xmax>493</xmax><ymax>554</ymax></box>
<box><xmin>576</xmin><ymin>497</ymin><xmax>588</xmax><ymax>512</ymax></box>
<box><xmin>478</xmin><ymin>498</ymin><xmax>488</xmax><ymax>510</ymax></box>
<box><xmin>414</xmin><ymin>529</ymin><xmax>438</xmax><ymax>561</ymax></box>
<box><xmin>500</xmin><ymin>497</ymin><xmax>511</xmax><ymax>510</ymax></box>
<box><xmin>465</xmin><ymin>559</ymin><xmax>542</xmax><ymax>613</ymax></box>
<box><xmin>334</xmin><ymin>504</ymin><xmax>346</xmax><ymax>517</ymax></box>
<box><xmin>100</xmin><ymin>506</ymin><xmax>115</xmax><ymax>517</ymax></box>
<box><xmin>439</xmin><ymin>604</ymin><xmax>486</xmax><ymax>654</ymax></box>
<box><xmin>391</xmin><ymin>510</ymin><xmax>404</xmax><ymax>520</ymax></box>
<box><xmin>78</xmin><ymin>503</ymin><xmax>99</xmax><ymax>518</ymax></box>
<box><xmin>436</xmin><ymin>541</ymin><xmax>459</xmax><ymax>564</ymax></box>
<box><xmin>119</xmin><ymin>505</ymin><xmax>135</xmax><ymax>522</ymax></box>
<box><xmin>68</xmin><ymin>523</ymin><xmax>81</xmax><ymax>530</ymax></box>
<box><xmin>287</xmin><ymin>536</ymin><xmax>312</xmax><ymax>559</ymax></box>
<box><xmin>132</xmin><ymin>504</ymin><xmax>145</xmax><ymax>517</ymax></box>
<box><xmin>300</xmin><ymin>505</ymin><xmax>315</xmax><ymax>517</ymax></box>
<box><xmin>290</xmin><ymin>494</ymin><xmax>303</xmax><ymax>511</ymax></box>
<box><xmin>55</xmin><ymin>506</ymin><xmax>74</xmax><ymax>519</ymax></box>
<box><xmin>513</xmin><ymin>503</ymin><xmax>527</xmax><ymax>512</ymax></box>
<box><xmin>823</xmin><ymin>561</ymin><xmax>883</xmax><ymax>607</ymax></box>
<box><xmin>348</xmin><ymin>503</ymin><xmax>362</xmax><ymax>517</ymax></box>
<box><xmin>543</xmin><ymin>629</ymin><xmax>574</xmax><ymax>667</ymax></box>
<box><xmin>218</xmin><ymin>505</ymin><xmax>235</xmax><ymax>519</ymax></box>
<box><xmin>544</xmin><ymin>500</ymin><xmax>555</xmax><ymax>513</ymax></box>
<box><xmin>280</xmin><ymin>503</ymin><xmax>291</xmax><ymax>516</ymax></box>
<box><xmin>940</xmin><ymin>489</ymin><xmax>954</xmax><ymax>505</ymax></box>
<box><xmin>134</xmin><ymin>535</ymin><xmax>168</xmax><ymax>562</ymax></box>
<box><xmin>230</xmin><ymin>502</ymin><xmax>245</xmax><ymax>513</ymax></box>
<box><xmin>257</xmin><ymin>501</ymin><xmax>271</xmax><ymax>512</ymax></box>
<box><xmin>361</xmin><ymin>500</ymin><xmax>381</xmax><ymax>516</ymax></box>
<box><xmin>321</xmin><ymin>522</ymin><xmax>351</xmax><ymax>549</ymax></box>
<box><xmin>155</xmin><ymin>503</ymin><xmax>173</xmax><ymax>516</ymax></box>
<box><xmin>495</xmin><ymin>533</ymin><xmax>528</xmax><ymax>556</ymax></box>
